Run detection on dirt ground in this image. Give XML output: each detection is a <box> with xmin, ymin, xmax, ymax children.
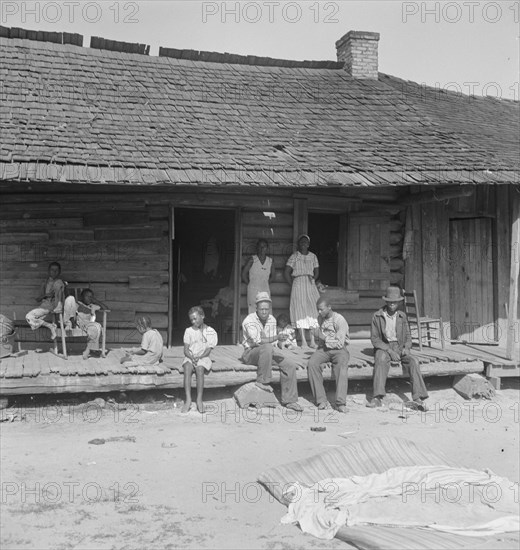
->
<box><xmin>1</xmin><ymin>376</ymin><xmax>519</xmax><ymax>550</ymax></box>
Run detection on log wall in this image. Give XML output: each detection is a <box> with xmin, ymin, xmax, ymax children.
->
<box><xmin>404</xmin><ymin>185</ymin><xmax>516</xmax><ymax>347</ymax></box>
<box><xmin>1</xmin><ymin>185</ymin><xmax>407</xmax><ymax>346</ymax></box>
<box><xmin>0</xmin><ymin>194</ymin><xmax>170</xmax><ymax>347</ymax></box>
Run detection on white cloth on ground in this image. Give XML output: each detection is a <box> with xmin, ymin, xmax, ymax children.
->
<box><xmin>281</xmin><ymin>465</ymin><xmax>520</xmax><ymax>540</ymax></box>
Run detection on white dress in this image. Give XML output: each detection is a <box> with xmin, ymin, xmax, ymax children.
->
<box><xmin>246</xmin><ymin>255</ymin><xmax>273</xmax><ymax>313</ymax></box>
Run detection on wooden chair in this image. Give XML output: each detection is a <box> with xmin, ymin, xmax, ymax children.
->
<box><xmin>54</xmin><ymin>283</ymin><xmax>110</xmax><ymax>359</ymax></box>
<box><xmin>403</xmin><ymin>290</ymin><xmax>445</xmax><ymax>351</ymax></box>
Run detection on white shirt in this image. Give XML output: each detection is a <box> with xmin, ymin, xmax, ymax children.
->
<box><xmin>383</xmin><ymin>310</ymin><xmax>398</xmax><ymax>342</ymax></box>
<box><xmin>242</xmin><ymin>312</ymin><xmax>277</xmax><ymax>350</ymax></box>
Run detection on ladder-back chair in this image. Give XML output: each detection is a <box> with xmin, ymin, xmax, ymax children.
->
<box><xmin>54</xmin><ymin>283</ymin><xmax>110</xmax><ymax>359</ymax></box>
<box><xmin>403</xmin><ymin>290</ymin><xmax>445</xmax><ymax>351</ymax></box>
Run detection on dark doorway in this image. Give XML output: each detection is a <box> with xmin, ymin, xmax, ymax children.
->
<box><xmin>172</xmin><ymin>208</ymin><xmax>236</xmax><ymax>344</ymax></box>
<box><xmin>308</xmin><ymin>213</ymin><xmax>340</xmax><ymax>286</ymax></box>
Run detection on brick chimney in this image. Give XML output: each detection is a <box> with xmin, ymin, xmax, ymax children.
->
<box><xmin>335</xmin><ymin>31</ymin><xmax>380</xmax><ymax>79</ymax></box>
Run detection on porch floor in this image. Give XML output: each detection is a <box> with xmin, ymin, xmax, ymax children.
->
<box><xmin>2</xmin><ymin>340</ymin><xmax>515</xmax><ymax>396</ymax></box>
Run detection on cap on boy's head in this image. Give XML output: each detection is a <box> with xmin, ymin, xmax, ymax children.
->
<box><xmin>255</xmin><ymin>291</ymin><xmax>272</xmax><ymax>304</ymax></box>
<box><xmin>382</xmin><ymin>286</ymin><xmax>404</xmax><ymax>302</ymax></box>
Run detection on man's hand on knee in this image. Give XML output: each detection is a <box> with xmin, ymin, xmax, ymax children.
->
<box><xmin>388</xmin><ymin>350</ymin><xmax>401</xmax><ymax>362</ymax></box>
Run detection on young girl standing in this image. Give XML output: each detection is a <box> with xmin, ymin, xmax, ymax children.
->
<box><xmin>182</xmin><ymin>306</ymin><xmax>218</xmax><ymax>414</ymax></box>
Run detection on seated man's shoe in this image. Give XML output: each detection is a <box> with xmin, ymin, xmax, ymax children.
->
<box><xmin>337</xmin><ymin>405</ymin><xmax>349</xmax><ymax>414</ymax></box>
<box><xmin>255</xmin><ymin>381</ymin><xmax>273</xmax><ymax>393</ymax></box>
<box><xmin>404</xmin><ymin>399</ymin><xmax>428</xmax><ymax>412</ymax></box>
<box><xmin>82</xmin><ymin>349</ymin><xmax>90</xmax><ymax>360</ymax></box>
<box><xmin>366</xmin><ymin>397</ymin><xmax>383</xmax><ymax>408</ymax></box>
<box><xmin>284</xmin><ymin>402</ymin><xmax>303</xmax><ymax>412</ymax></box>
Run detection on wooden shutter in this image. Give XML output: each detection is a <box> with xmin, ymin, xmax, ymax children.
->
<box><xmin>347</xmin><ymin>215</ymin><xmax>390</xmax><ymax>290</ymax></box>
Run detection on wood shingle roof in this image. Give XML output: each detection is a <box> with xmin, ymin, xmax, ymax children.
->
<box><xmin>1</xmin><ymin>36</ymin><xmax>518</xmax><ymax>186</ymax></box>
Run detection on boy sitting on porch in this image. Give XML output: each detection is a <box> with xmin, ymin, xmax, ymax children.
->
<box><xmin>120</xmin><ymin>316</ymin><xmax>164</xmax><ymax>367</ymax></box>
<box><xmin>367</xmin><ymin>286</ymin><xmax>429</xmax><ymax>411</ymax></box>
<box><xmin>63</xmin><ymin>289</ymin><xmax>106</xmax><ymax>360</ymax></box>
<box><xmin>26</xmin><ymin>261</ymin><xmax>65</xmax><ymax>341</ymax></box>
<box><xmin>181</xmin><ymin>306</ymin><xmax>218</xmax><ymax>414</ymax></box>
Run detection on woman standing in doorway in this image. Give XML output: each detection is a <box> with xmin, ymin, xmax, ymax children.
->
<box><xmin>285</xmin><ymin>234</ymin><xmax>320</xmax><ymax>348</ymax></box>
<box><xmin>242</xmin><ymin>239</ymin><xmax>275</xmax><ymax>314</ymax></box>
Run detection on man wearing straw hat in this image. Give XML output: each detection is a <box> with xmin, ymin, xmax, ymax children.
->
<box><xmin>367</xmin><ymin>286</ymin><xmax>429</xmax><ymax>411</ymax></box>
<box><xmin>241</xmin><ymin>291</ymin><xmax>303</xmax><ymax>412</ymax></box>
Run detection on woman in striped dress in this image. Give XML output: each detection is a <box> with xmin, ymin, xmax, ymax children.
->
<box><xmin>284</xmin><ymin>234</ymin><xmax>320</xmax><ymax>348</ymax></box>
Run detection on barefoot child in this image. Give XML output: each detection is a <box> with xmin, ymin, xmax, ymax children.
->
<box><xmin>276</xmin><ymin>313</ymin><xmax>297</xmax><ymax>350</ymax></box>
<box><xmin>63</xmin><ymin>289</ymin><xmax>106</xmax><ymax>360</ymax></box>
<box><xmin>26</xmin><ymin>261</ymin><xmax>65</xmax><ymax>340</ymax></box>
<box><xmin>120</xmin><ymin>316</ymin><xmax>164</xmax><ymax>367</ymax></box>
<box><xmin>182</xmin><ymin>306</ymin><xmax>218</xmax><ymax>414</ymax></box>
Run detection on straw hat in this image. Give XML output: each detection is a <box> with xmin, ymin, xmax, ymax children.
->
<box><xmin>255</xmin><ymin>291</ymin><xmax>272</xmax><ymax>304</ymax></box>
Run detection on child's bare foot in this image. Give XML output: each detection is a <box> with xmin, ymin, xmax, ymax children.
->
<box><xmin>49</xmin><ymin>323</ymin><xmax>57</xmax><ymax>340</ymax></box>
<box><xmin>181</xmin><ymin>401</ymin><xmax>191</xmax><ymax>414</ymax></box>
<box><xmin>196</xmin><ymin>400</ymin><xmax>205</xmax><ymax>414</ymax></box>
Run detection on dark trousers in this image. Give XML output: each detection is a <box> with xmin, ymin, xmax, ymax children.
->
<box><xmin>373</xmin><ymin>342</ymin><xmax>428</xmax><ymax>401</ymax></box>
<box><xmin>308</xmin><ymin>348</ymin><xmax>349</xmax><ymax>407</ymax></box>
<box><xmin>242</xmin><ymin>344</ymin><xmax>298</xmax><ymax>405</ymax></box>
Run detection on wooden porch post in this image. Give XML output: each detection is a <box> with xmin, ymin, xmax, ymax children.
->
<box><xmin>232</xmin><ymin>208</ymin><xmax>243</xmax><ymax>344</ymax></box>
<box><xmin>293</xmin><ymin>198</ymin><xmax>308</xmax><ymax>246</ymax></box>
<box><xmin>506</xmin><ymin>190</ymin><xmax>519</xmax><ymax>360</ymax></box>
<box><xmin>167</xmin><ymin>204</ymin><xmax>174</xmax><ymax>348</ymax></box>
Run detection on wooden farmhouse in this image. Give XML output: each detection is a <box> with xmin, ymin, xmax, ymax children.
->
<box><xmin>0</xmin><ymin>27</ymin><xmax>518</xmax><ymax>394</ymax></box>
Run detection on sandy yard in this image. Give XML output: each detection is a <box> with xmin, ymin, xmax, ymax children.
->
<box><xmin>1</xmin><ymin>376</ymin><xmax>519</xmax><ymax>550</ymax></box>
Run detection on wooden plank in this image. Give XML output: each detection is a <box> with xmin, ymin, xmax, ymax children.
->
<box><xmin>338</xmin><ymin>213</ymin><xmax>348</xmax><ymax>287</ymax></box>
<box><xmin>232</xmin><ymin>208</ymin><xmax>242</xmax><ymax>344</ymax></box>
<box><xmin>168</xmin><ymin>204</ymin><xmax>173</xmax><ymax>348</ymax></box>
<box><xmin>435</xmin><ymin>202</ymin><xmax>450</xmax><ymax>341</ymax></box>
<box><xmin>0</xmin><ymin>233</ymin><xmax>49</xmax><ymax>244</ymax></box>
<box><xmin>0</xmin><ymin>218</ymin><xmax>84</xmax><ymax>229</ymax></box>
<box><xmin>94</xmin><ymin>227</ymin><xmax>165</xmax><ymax>241</ymax></box>
<box><xmin>0</xmin><ymin>360</ymin><xmax>485</xmax><ymax>395</ymax></box>
<box><xmin>404</xmin><ymin>202</ymin><xmax>423</xmax><ymax>306</ymax></box>
<box><xmin>496</xmin><ymin>186</ymin><xmax>511</xmax><ymax>348</ymax></box>
<box><xmin>506</xmin><ymin>191</ymin><xmax>520</xmax><ymax>360</ymax></box>
<box><xmin>0</xmin><ymin>358</ymin><xmax>9</xmax><ymax>377</ymax></box>
<box><xmin>422</xmin><ymin>203</ymin><xmax>440</xmax><ymax>318</ymax></box>
<box><xmin>38</xmin><ymin>352</ymin><xmax>51</xmax><ymax>376</ymax></box>
<box><xmin>83</xmin><ymin>212</ymin><xmax>150</xmax><ymax>227</ymax></box>
<box><xmin>293</xmin><ymin>198</ymin><xmax>308</xmax><ymax>247</ymax></box>
<box><xmin>129</xmin><ymin>275</ymin><xmax>166</xmax><ymax>289</ymax></box>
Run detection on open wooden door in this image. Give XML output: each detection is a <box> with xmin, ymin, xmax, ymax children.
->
<box><xmin>449</xmin><ymin>217</ymin><xmax>497</xmax><ymax>344</ymax></box>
